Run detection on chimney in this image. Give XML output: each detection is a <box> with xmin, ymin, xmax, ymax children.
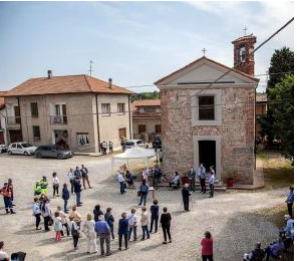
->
<box><xmin>47</xmin><ymin>70</ymin><xmax>52</xmax><ymax>79</ymax></box>
<box><xmin>109</xmin><ymin>78</ymin><xmax>112</xmax><ymax>89</ymax></box>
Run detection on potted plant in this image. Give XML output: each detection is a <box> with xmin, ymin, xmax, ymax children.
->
<box><xmin>181</xmin><ymin>171</ymin><xmax>189</xmax><ymax>185</ymax></box>
<box><xmin>226</xmin><ymin>169</ymin><xmax>236</xmax><ymax>188</ymax></box>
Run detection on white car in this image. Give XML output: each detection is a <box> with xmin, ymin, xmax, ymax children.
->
<box><xmin>0</xmin><ymin>144</ymin><xmax>7</xmax><ymax>153</ymax></box>
<box><xmin>8</xmin><ymin>142</ymin><xmax>37</xmax><ymax>156</ymax></box>
<box><xmin>124</xmin><ymin>139</ymin><xmax>148</xmax><ymax>149</ymax></box>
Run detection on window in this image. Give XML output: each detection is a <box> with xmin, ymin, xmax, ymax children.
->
<box><xmin>31</xmin><ymin>102</ymin><xmax>38</xmax><ymax>118</ymax></box>
<box><xmin>119</xmin><ymin>128</ymin><xmax>126</xmax><ymax>139</ymax></box>
<box><xmin>102</xmin><ymin>104</ymin><xmax>111</xmax><ymax>116</ymax></box>
<box><xmin>198</xmin><ymin>96</ymin><xmax>215</xmax><ymax>120</ymax></box>
<box><xmin>33</xmin><ymin>126</ymin><xmax>41</xmax><ymax>141</ymax></box>
<box><xmin>117</xmin><ymin>103</ymin><xmax>125</xmax><ymax>114</ymax></box>
<box><xmin>77</xmin><ymin>133</ymin><xmax>90</xmax><ymax>146</ymax></box>
<box><xmin>144</xmin><ymin>107</ymin><xmax>156</xmax><ymax>113</ymax></box>
<box><xmin>14</xmin><ymin>106</ymin><xmax>20</xmax><ymax>124</ymax></box>
<box><xmin>155</xmin><ymin>124</ymin><xmax>161</xmax><ymax>133</ymax></box>
<box><xmin>239</xmin><ymin>46</ymin><xmax>246</xmax><ymax>62</ymax></box>
<box><xmin>138</xmin><ymin>125</ymin><xmax>146</xmax><ymax>134</ymax></box>
<box><xmin>55</xmin><ymin>104</ymin><xmax>61</xmax><ymax>116</ymax></box>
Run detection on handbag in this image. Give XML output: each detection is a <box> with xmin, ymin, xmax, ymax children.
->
<box><xmin>48</xmin><ymin>216</ymin><xmax>54</xmax><ymax>226</ymax></box>
<box><xmin>137</xmin><ymin>191</ymin><xmax>142</xmax><ymax>197</ymax></box>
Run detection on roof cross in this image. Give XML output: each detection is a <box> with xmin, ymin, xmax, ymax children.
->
<box><xmin>202</xmin><ymin>48</ymin><xmax>207</xmax><ymax>57</ymax></box>
<box><xmin>243</xmin><ymin>27</ymin><xmax>248</xmax><ymax>36</ymax></box>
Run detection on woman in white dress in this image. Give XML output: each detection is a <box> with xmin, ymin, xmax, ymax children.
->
<box><xmin>83</xmin><ymin>213</ymin><xmax>97</xmax><ymax>254</ymax></box>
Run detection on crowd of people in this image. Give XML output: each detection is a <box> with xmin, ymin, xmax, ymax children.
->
<box><xmin>243</xmin><ymin>186</ymin><xmax>294</xmax><ymax>261</ymax></box>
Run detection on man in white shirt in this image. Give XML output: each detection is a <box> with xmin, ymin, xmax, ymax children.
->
<box><xmin>117</xmin><ymin>171</ymin><xmax>126</xmax><ymax>194</ymax></box>
<box><xmin>127</xmin><ymin>208</ymin><xmax>138</xmax><ymax>241</ymax></box>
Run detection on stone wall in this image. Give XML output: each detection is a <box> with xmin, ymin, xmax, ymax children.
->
<box><xmin>161</xmin><ymin>86</ymin><xmax>255</xmax><ymax>184</ymax></box>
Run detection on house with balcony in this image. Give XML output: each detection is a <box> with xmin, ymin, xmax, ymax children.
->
<box><xmin>0</xmin><ymin>91</ymin><xmax>8</xmax><ymax>145</ymax></box>
<box><xmin>132</xmin><ymin>99</ymin><xmax>161</xmax><ymax>141</ymax></box>
<box><xmin>4</xmin><ymin>71</ymin><xmax>134</xmax><ymax>153</ymax></box>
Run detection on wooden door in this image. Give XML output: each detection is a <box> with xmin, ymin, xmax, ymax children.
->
<box><xmin>138</xmin><ymin>125</ymin><xmax>146</xmax><ymax>134</ymax></box>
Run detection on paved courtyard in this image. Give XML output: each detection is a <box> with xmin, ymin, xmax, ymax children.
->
<box><xmin>0</xmin><ymin>154</ymin><xmax>288</xmax><ymax>261</ymax></box>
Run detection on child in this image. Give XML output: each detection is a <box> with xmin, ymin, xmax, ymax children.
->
<box><xmin>62</xmin><ymin>183</ymin><xmax>70</xmax><ymax>213</ymax></box>
<box><xmin>53</xmin><ymin>211</ymin><xmax>63</xmax><ymax>242</ymax></box>
<box><xmin>70</xmin><ymin>215</ymin><xmax>80</xmax><ymax>251</ymax></box>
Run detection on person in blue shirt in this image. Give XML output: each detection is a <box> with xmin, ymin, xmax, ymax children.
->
<box><xmin>280</xmin><ymin>215</ymin><xmax>294</xmax><ymax>237</ymax></box>
<box><xmin>118</xmin><ymin>212</ymin><xmax>129</xmax><ymax>250</ymax></box>
<box><xmin>62</xmin><ymin>183</ymin><xmax>70</xmax><ymax>213</ymax></box>
<box><xmin>138</xmin><ymin>180</ymin><xmax>149</xmax><ymax>206</ymax></box>
<box><xmin>95</xmin><ymin>215</ymin><xmax>111</xmax><ymax>256</ymax></box>
<box><xmin>208</xmin><ymin>169</ymin><xmax>215</xmax><ymax>198</ymax></box>
<box><xmin>266</xmin><ymin>237</ymin><xmax>284</xmax><ymax>259</ymax></box>
<box><xmin>198</xmin><ymin>164</ymin><xmax>206</xmax><ymax>194</ymax></box>
<box><xmin>285</xmin><ymin>186</ymin><xmax>294</xmax><ymax>218</ymax></box>
<box><xmin>150</xmin><ymin>199</ymin><xmax>159</xmax><ymax>233</ymax></box>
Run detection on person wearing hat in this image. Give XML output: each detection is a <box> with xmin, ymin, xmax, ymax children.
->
<box><xmin>243</xmin><ymin>242</ymin><xmax>265</xmax><ymax>261</ymax></box>
<box><xmin>0</xmin><ymin>182</ymin><xmax>15</xmax><ymax>214</ymax></box>
<box><xmin>40</xmin><ymin>176</ymin><xmax>49</xmax><ymax>194</ymax></box>
<box><xmin>182</xmin><ymin>183</ymin><xmax>191</xmax><ymax>211</ymax></box>
<box><xmin>34</xmin><ymin>181</ymin><xmax>42</xmax><ymax>199</ymax></box>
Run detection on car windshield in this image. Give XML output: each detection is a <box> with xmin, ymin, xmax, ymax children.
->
<box><xmin>53</xmin><ymin>145</ymin><xmax>64</xmax><ymax>151</ymax></box>
<box><xmin>21</xmin><ymin>143</ymin><xmax>33</xmax><ymax>148</ymax></box>
<box><xmin>136</xmin><ymin>140</ymin><xmax>143</xmax><ymax>145</ymax></box>
<box><xmin>125</xmin><ymin>142</ymin><xmax>134</xmax><ymax>146</ymax></box>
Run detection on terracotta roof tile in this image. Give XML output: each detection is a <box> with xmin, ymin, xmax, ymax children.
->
<box><xmin>132</xmin><ymin>99</ymin><xmax>161</xmax><ymax>112</ymax></box>
<box><xmin>231</xmin><ymin>34</ymin><xmax>256</xmax><ymax>43</ymax></box>
<box><xmin>4</xmin><ymin>75</ymin><xmax>135</xmax><ymax>97</ymax></box>
<box><xmin>154</xmin><ymin>56</ymin><xmax>260</xmax><ymax>85</ymax></box>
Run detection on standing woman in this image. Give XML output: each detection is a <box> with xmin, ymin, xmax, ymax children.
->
<box><xmin>32</xmin><ymin>197</ymin><xmax>41</xmax><ymax>230</ymax></box>
<box><xmin>201</xmin><ymin>231</ymin><xmax>213</xmax><ymax>261</ymax></box>
<box><xmin>41</xmin><ymin>195</ymin><xmax>51</xmax><ymax>232</ymax></box>
<box><xmin>140</xmin><ymin>206</ymin><xmax>150</xmax><ymax>240</ymax></box>
<box><xmin>69</xmin><ymin>205</ymin><xmax>82</xmax><ymax>229</ymax></box>
<box><xmin>93</xmin><ymin>205</ymin><xmax>104</xmax><ymax>222</ymax></box>
<box><xmin>83</xmin><ymin>213</ymin><xmax>98</xmax><ymax>254</ymax></box>
<box><xmin>70</xmin><ymin>216</ymin><xmax>80</xmax><ymax>251</ymax></box>
<box><xmin>104</xmin><ymin>208</ymin><xmax>115</xmax><ymax>240</ymax></box>
<box><xmin>52</xmin><ymin>172</ymin><xmax>60</xmax><ymax>198</ymax></box>
<box><xmin>160</xmin><ymin>207</ymin><xmax>171</xmax><ymax>244</ymax></box>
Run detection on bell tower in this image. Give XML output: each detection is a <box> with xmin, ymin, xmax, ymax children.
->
<box><xmin>232</xmin><ymin>34</ymin><xmax>256</xmax><ymax>76</ymax></box>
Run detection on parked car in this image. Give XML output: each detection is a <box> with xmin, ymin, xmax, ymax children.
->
<box><xmin>35</xmin><ymin>145</ymin><xmax>73</xmax><ymax>159</ymax></box>
<box><xmin>0</xmin><ymin>144</ymin><xmax>7</xmax><ymax>153</ymax></box>
<box><xmin>153</xmin><ymin>135</ymin><xmax>162</xmax><ymax>150</ymax></box>
<box><xmin>124</xmin><ymin>139</ymin><xmax>148</xmax><ymax>149</ymax></box>
<box><xmin>8</xmin><ymin>142</ymin><xmax>37</xmax><ymax>156</ymax></box>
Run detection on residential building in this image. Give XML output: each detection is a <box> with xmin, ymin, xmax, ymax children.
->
<box><xmin>155</xmin><ymin>34</ymin><xmax>260</xmax><ymax>185</ymax></box>
<box><xmin>0</xmin><ymin>91</ymin><xmax>8</xmax><ymax>145</ymax></box>
<box><xmin>4</xmin><ymin>71</ymin><xmax>134</xmax><ymax>153</ymax></box>
<box><xmin>255</xmin><ymin>93</ymin><xmax>267</xmax><ymax>136</ymax></box>
<box><xmin>132</xmin><ymin>99</ymin><xmax>161</xmax><ymax>141</ymax></box>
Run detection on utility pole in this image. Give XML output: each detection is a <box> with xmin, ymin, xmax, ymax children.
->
<box><xmin>89</xmin><ymin>60</ymin><xmax>94</xmax><ymax>77</ymax></box>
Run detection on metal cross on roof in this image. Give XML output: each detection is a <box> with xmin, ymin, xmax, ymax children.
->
<box><xmin>243</xmin><ymin>27</ymin><xmax>248</xmax><ymax>36</ymax></box>
<box><xmin>202</xmin><ymin>48</ymin><xmax>207</xmax><ymax>56</ymax></box>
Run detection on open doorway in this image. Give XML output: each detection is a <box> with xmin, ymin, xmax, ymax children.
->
<box><xmin>199</xmin><ymin>140</ymin><xmax>216</xmax><ymax>172</ymax></box>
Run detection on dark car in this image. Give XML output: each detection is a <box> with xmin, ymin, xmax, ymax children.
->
<box><xmin>153</xmin><ymin>135</ymin><xmax>162</xmax><ymax>150</ymax></box>
<box><xmin>35</xmin><ymin>145</ymin><xmax>73</xmax><ymax>159</ymax></box>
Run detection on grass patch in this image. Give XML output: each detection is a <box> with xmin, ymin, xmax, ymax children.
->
<box><xmin>258</xmin><ymin>151</ymin><xmax>294</xmax><ymax>189</ymax></box>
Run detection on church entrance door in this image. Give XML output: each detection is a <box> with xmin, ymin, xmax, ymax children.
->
<box><xmin>198</xmin><ymin>140</ymin><xmax>216</xmax><ymax>173</ymax></box>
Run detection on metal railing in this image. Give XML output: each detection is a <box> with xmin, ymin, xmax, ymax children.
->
<box><xmin>50</xmin><ymin>115</ymin><xmax>68</xmax><ymax>125</ymax></box>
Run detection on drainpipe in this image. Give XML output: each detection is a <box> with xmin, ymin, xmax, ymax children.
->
<box><xmin>0</xmin><ymin>110</ymin><xmax>9</xmax><ymax>145</ymax></box>
<box><xmin>17</xmin><ymin>97</ymin><xmax>23</xmax><ymax>141</ymax></box>
<box><xmin>128</xmin><ymin>95</ymin><xmax>132</xmax><ymax>139</ymax></box>
<box><xmin>95</xmin><ymin>94</ymin><xmax>101</xmax><ymax>152</ymax></box>
<box><xmin>254</xmin><ymin>83</ymin><xmax>258</xmax><ymax>171</ymax></box>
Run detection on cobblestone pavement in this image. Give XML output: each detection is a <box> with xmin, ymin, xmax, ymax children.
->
<box><xmin>0</xmin><ymin>154</ymin><xmax>288</xmax><ymax>261</ymax></box>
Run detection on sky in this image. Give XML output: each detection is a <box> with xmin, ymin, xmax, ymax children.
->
<box><xmin>0</xmin><ymin>1</ymin><xmax>294</xmax><ymax>93</ymax></box>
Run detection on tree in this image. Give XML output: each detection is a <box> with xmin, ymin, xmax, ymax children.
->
<box><xmin>269</xmin><ymin>74</ymin><xmax>294</xmax><ymax>162</ymax></box>
<box><xmin>267</xmin><ymin>47</ymin><xmax>294</xmax><ymax>91</ymax></box>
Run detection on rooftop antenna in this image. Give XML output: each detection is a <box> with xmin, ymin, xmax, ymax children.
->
<box><xmin>89</xmin><ymin>60</ymin><xmax>94</xmax><ymax>76</ymax></box>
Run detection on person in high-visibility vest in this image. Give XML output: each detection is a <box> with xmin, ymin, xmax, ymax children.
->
<box><xmin>0</xmin><ymin>182</ymin><xmax>15</xmax><ymax>214</ymax></box>
<box><xmin>34</xmin><ymin>181</ymin><xmax>42</xmax><ymax>199</ymax></box>
<box><xmin>40</xmin><ymin>176</ymin><xmax>48</xmax><ymax>194</ymax></box>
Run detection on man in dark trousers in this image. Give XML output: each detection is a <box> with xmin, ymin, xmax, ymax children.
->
<box><xmin>188</xmin><ymin>167</ymin><xmax>196</xmax><ymax>192</ymax></box>
<box><xmin>182</xmin><ymin>183</ymin><xmax>191</xmax><ymax>211</ymax></box>
<box><xmin>0</xmin><ymin>182</ymin><xmax>16</xmax><ymax>214</ymax></box>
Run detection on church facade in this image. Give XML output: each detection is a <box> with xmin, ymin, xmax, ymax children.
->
<box><xmin>155</xmin><ymin>35</ymin><xmax>260</xmax><ymax>184</ymax></box>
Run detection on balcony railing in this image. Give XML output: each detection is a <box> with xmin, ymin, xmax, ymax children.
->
<box><xmin>50</xmin><ymin>115</ymin><xmax>68</xmax><ymax>125</ymax></box>
<box><xmin>7</xmin><ymin>116</ymin><xmax>21</xmax><ymax>125</ymax></box>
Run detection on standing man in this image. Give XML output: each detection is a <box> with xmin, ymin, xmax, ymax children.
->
<box><xmin>81</xmin><ymin>164</ymin><xmax>92</xmax><ymax>189</ymax></box>
<box><xmin>34</xmin><ymin>181</ymin><xmax>42</xmax><ymax>199</ymax></box>
<box><xmin>0</xmin><ymin>182</ymin><xmax>15</xmax><ymax>214</ymax></box>
<box><xmin>182</xmin><ymin>184</ymin><xmax>191</xmax><ymax>211</ymax></box>
<box><xmin>209</xmin><ymin>171</ymin><xmax>215</xmax><ymax>198</ymax></box>
<box><xmin>188</xmin><ymin>167</ymin><xmax>196</xmax><ymax>192</ymax></box>
<box><xmin>67</xmin><ymin>168</ymin><xmax>75</xmax><ymax>194</ymax></box>
<box><xmin>102</xmin><ymin>141</ymin><xmax>107</xmax><ymax>155</ymax></box>
<box><xmin>73</xmin><ymin>176</ymin><xmax>82</xmax><ymax>207</ymax></box>
<box><xmin>40</xmin><ymin>176</ymin><xmax>48</xmax><ymax>195</ymax></box>
<box><xmin>74</xmin><ymin>166</ymin><xmax>82</xmax><ymax>180</ymax></box>
<box><xmin>109</xmin><ymin>141</ymin><xmax>113</xmax><ymax>154</ymax></box>
<box><xmin>285</xmin><ymin>186</ymin><xmax>294</xmax><ymax>218</ymax></box>
<box><xmin>7</xmin><ymin>179</ymin><xmax>14</xmax><ymax>206</ymax></box>
<box><xmin>198</xmin><ymin>164</ymin><xmax>206</xmax><ymax>194</ymax></box>
<box><xmin>95</xmin><ymin>215</ymin><xmax>111</xmax><ymax>256</ymax></box>
<box><xmin>117</xmin><ymin>171</ymin><xmax>126</xmax><ymax>195</ymax></box>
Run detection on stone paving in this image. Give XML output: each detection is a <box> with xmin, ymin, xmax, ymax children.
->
<box><xmin>0</xmin><ymin>154</ymin><xmax>288</xmax><ymax>261</ymax></box>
